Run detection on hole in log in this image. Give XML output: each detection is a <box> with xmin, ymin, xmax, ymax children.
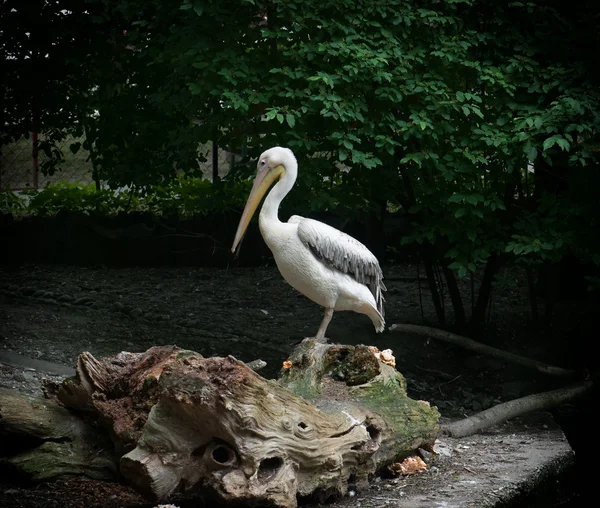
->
<box><xmin>205</xmin><ymin>438</ymin><xmax>238</xmax><ymax>467</ymax></box>
<box><xmin>298</xmin><ymin>421</ymin><xmax>308</xmax><ymax>430</ymax></box>
<box><xmin>367</xmin><ymin>424</ymin><xmax>381</xmax><ymax>442</ymax></box>
<box><xmin>258</xmin><ymin>457</ymin><xmax>283</xmax><ymax>481</ymax></box>
<box><xmin>347</xmin><ymin>473</ymin><xmax>357</xmax><ymax>489</ymax></box>
<box><xmin>199</xmin><ymin>439</ymin><xmax>239</xmax><ymax>470</ymax></box>
<box><xmin>212</xmin><ymin>445</ymin><xmax>234</xmax><ymax>465</ymax></box>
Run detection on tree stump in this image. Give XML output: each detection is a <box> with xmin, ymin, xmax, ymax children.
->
<box><xmin>3</xmin><ymin>342</ymin><xmax>439</xmax><ymax>508</ymax></box>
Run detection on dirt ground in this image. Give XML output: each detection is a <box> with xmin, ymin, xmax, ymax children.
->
<box><xmin>0</xmin><ymin>263</ymin><xmax>596</xmax><ymax>507</ymax></box>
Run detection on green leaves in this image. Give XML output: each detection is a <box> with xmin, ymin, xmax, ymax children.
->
<box><xmin>2</xmin><ymin>0</ymin><xmax>599</xmax><ymax>287</ymax></box>
<box><xmin>307</xmin><ymin>72</ymin><xmax>336</xmax><ymax>89</ymax></box>
<box><xmin>2</xmin><ymin>177</ymin><xmax>257</xmax><ymax>218</ymax></box>
<box><xmin>542</xmin><ymin>135</ymin><xmax>570</xmax><ymax>152</ymax></box>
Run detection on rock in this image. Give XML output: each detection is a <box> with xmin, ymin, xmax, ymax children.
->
<box><xmin>111</xmin><ymin>302</ymin><xmax>125</xmax><ymax>312</ymax></box>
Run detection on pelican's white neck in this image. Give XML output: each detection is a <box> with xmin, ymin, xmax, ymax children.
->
<box><xmin>259</xmin><ymin>152</ymin><xmax>298</xmax><ymax>224</ymax></box>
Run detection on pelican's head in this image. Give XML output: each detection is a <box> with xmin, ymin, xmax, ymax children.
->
<box><xmin>231</xmin><ymin>147</ymin><xmax>297</xmax><ymax>253</ymax></box>
<box><xmin>258</xmin><ymin>146</ymin><xmax>296</xmax><ymax>170</ymax></box>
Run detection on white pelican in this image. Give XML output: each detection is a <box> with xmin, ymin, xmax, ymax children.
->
<box><xmin>231</xmin><ymin>147</ymin><xmax>386</xmax><ymax>341</ymax></box>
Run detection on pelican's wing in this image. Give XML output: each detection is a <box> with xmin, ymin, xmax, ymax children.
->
<box><xmin>290</xmin><ymin>215</ymin><xmax>386</xmax><ymax>315</ymax></box>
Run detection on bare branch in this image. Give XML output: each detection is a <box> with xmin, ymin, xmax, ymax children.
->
<box><xmin>442</xmin><ymin>382</ymin><xmax>593</xmax><ymax>438</ymax></box>
<box><xmin>389</xmin><ymin>323</ymin><xmax>577</xmax><ymax>378</ymax></box>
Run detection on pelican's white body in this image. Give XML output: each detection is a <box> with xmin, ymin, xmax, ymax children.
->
<box><xmin>259</xmin><ymin>215</ymin><xmax>383</xmax><ymax>327</ymax></box>
<box><xmin>248</xmin><ymin>147</ymin><xmax>385</xmax><ymax>336</ymax></box>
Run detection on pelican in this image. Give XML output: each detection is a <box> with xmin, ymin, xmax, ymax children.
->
<box><xmin>231</xmin><ymin>147</ymin><xmax>386</xmax><ymax>341</ymax></box>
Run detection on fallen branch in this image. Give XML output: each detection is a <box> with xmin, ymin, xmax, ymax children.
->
<box><xmin>441</xmin><ymin>382</ymin><xmax>592</xmax><ymax>438</ymax></box>
<box><xmin>414</xmin><ymin>364</ymin><xmax>459</xmax><ymax>381</ymax></box>
<box><xmin>389</xmin><ymin>323</ymin><xmax>577</xmax><ymax>378</ymax></box>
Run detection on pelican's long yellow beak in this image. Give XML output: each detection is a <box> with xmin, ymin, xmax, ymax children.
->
<box><xmin>231</xmin><ymin>165</ymin><xmax>285</xmax><ymax>253</ymax></box>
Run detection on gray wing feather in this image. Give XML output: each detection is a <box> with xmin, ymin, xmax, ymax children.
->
<box><xmin>290</xmin><ymin>215</ymin><xmax>386</xmax><ymax>316</ymax></box>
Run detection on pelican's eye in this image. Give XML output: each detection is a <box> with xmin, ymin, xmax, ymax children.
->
<box><xmin>259</xmin><ymin>159</ymin><xmax>267</xmax><ymax>168</ymax></box>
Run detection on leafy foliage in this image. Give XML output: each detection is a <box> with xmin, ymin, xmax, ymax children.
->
<box><xmin>0</xmin><ymin>179</ymin><xmax>255</xmax><ymax>217</ymax></box>
<box><xmin>2</xmin><ymin>0</ymin><xmax>599</xmax><ymax>330</ymax></box>
<box><xmin>1</xmin><ymin>0</ymin><xmax>108</xmax><ymax>177</ymax></box>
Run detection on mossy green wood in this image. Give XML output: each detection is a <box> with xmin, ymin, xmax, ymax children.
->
<box><xmin>279</xmin><ymin>340</ymin><xmax>440</xmax><ymax>470</ymax></box>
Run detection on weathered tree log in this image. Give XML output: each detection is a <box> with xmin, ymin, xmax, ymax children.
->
<box><xmin>2</xmin><ymin>332</ymin><xmax>590</xmax><ymax>508</ymax></box>
<box><xmin>51</xmin><ymin>342</ymin><xmax>439</xmax><ymax>508</ymax></box>
<box><xmin>0</xmin><ymin>387</ymin><xmax>116</xmax><ymax>481</ymax></box>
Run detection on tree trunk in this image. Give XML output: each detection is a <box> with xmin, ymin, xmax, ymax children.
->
<box><xmin>2</xmin><ymin>344</ymin><xmax>439</xmax><ymax>508</ymax></box>
<box><xmin>422</xmin><ymin>242</ymin><xmax>446</xmax><ymax>326</ymax></box>
<box><xmin>526</xmin><ymin>265</ymin><xmax>539</xmax><ymax>323</ymax></box>
<box><xmin>471</xmin><ymin>254</ymin><xmax>501</xmax><ymax>337</ymax></box>
<box><xmin>440</xmin><ymin>261</ymin><xmax>467</xmax><ymax>330</ymax></box>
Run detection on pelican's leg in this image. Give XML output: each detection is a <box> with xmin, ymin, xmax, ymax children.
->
<box><xmin>315</xmin><ymin>308</ymin><xmax>334</xmax><ymax>342</ymax></box>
